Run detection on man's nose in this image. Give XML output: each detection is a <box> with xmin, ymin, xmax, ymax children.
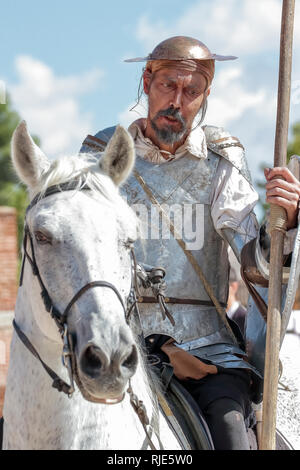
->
<box><xmin>170</xmin><ymin>89</ymin><xmax>183</xmax><ymax>108</ymax></box>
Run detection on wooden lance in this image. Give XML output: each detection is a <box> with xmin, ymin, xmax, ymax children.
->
<box><xmin>260</xmin><ymin>0</ymin><xmax>295</xmax><ymax>450</ymax></box>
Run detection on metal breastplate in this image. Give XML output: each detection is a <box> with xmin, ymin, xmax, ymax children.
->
<box><xmin>121</xmin><ymin>153</ymin><xmax>234</xmax><ymax>346</ymax></box>
<box><xmin>80</xmin><ymin>125</ymin><xmax>262</xmax><ymax>382</ymax></box>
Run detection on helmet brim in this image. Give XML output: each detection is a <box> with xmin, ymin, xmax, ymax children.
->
<box><xmin>124</xmin><ymin>54</ymin><xmax>238</xmax><ymax>63</ymax></box>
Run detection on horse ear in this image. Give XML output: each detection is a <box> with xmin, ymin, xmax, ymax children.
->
<box><xmin>100</xmin><ymin>126</ymin><xmax>135</xmax><ymax>186</ymax></box>
<box><xmin>11</xmin><ymin>120</ymin><xmax>50</xmax><ymax>188</ymax></box>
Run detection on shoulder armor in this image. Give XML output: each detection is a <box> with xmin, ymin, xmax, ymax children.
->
<box><xmin>80</xmin><ymin>124</ymin><xmax>253</xmax><ymax>186</ymax></box>
<box><xmin>203</xmin><ymin>125</ymin><xmax>252</xmax><ymax>185</ymax></box>
<box><xmin>80</xmin><ymin>125</ymin><xmax>117</xmax><ymax>154</ymax></box>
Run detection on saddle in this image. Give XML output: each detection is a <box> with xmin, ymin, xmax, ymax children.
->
<box><xmin>155</xmin><ymin>364</ymin><xmax>293</xmax><ymax>450</ymax></box>
<box><xmin>0</xmin><ymin>416</ymin><xmax>3</xmax><ymax>450</ymax></box>
<box><xmin>156</xmin><ymin>364</ymin><xmax>214</xmax><ymax>450</ymax></box>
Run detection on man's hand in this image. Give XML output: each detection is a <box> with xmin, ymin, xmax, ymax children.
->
<box><xmin>265</xmin><ymin>167</ymin><xmax>300</xmax><ymax>229</ymax></box>
<box><xmin>161</xmin><ymin>342</ymin><xmax>217</xmax><ymax>381</ymax></box>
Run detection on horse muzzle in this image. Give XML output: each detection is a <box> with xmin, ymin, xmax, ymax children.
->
<box><xmin>75</xmin><ymin>339</ymin><xmax>139</xmax><ymax>401</ymax></box>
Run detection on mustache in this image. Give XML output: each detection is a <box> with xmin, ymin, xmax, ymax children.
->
<box><xmin>154</xmin><ymin>107</ymin><xmax>186</xmax><ymax>125</ymax></box>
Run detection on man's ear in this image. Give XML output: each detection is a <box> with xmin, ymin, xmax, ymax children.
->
<box><xmin>206</xmin><ymin>88</ymin><xmax>211</xmax><ymax>97</ymax></box>
<box><xmin>143</xmin><ymin>72</ymin><xmax>151</xmax><ymax>95</ymax></box>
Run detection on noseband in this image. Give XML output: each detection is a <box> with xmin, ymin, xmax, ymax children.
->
<box><xmin>13</xmin><ymin>180</ymin><xmax>169</xmax><ymax>449</ymax></box>
<box><xmin>15</xmin><ymin>181</ymin><xmax>136</xmax><ymax>402</ymax></box>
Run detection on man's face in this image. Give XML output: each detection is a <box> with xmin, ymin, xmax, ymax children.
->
<box><xmin>144</xmin><ymin>67</ymin><xmax>209</xmax><ymax>146</ymax></box>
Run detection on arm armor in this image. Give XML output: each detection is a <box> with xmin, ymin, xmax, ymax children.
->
<box><xmin>220</xmin><ymin>226</ymin><xmax>290</xmax><ymax>286</ymax></box>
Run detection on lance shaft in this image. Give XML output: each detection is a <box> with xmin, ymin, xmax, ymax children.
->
<box><xmin>261</xmin><ymin>0</ymin><xmax>295</xmax><ymax>450</ymax></box>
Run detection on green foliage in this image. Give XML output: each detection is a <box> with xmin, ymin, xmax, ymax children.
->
<box><xmin>0</xmin><ymin>93</ymin><xmax>40</xmax><ymax>255</ymax></box>
<box><xmin>287</xmin><ymin>123</ymin><xmax>300</xmax><ymax>161</ymax></box>
<box><xmin>0</xmin><ymin>94</ymin><xmax>20</xmax><ymax>184</ymax></box>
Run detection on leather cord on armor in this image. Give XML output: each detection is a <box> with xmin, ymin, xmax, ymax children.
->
<box><xmin>240</xmin><ymin>233</ymin><xmax>294</xmax><ymax>323</ymax></box>
<box><xmin>138</xmin><ymin>296</ymin><xmax>227</xmax><ymax>307</ymax></box>
<box><xmin>241</xmin><ymin>238</ymin><xmax>268</xmax><ymax>321</ymax></box>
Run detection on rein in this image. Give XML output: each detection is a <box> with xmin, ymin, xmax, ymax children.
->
<box><xmin>15</xmin><ymin>180</ymin><xmax>159</xmax><ymax>449</ymax></box>
<box><xmin>18</xmin><ymin>182</ymin><xmax>130</xmax><ymax>400</ymax></box>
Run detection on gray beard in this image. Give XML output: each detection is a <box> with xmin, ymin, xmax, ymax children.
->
<box><xmin>150</xmin><ymin>121</ymin><xmax>187</xmax><ymax>145</ymax></box>
<box><xmin>150</xmin><ymin>107</ymin><xmax>187</xmax><ymax>145</ymax></box>
<box><xmin>149</xmin><ymin>101</ymin><xmax>207</xmax><ymax>146</ymax></box>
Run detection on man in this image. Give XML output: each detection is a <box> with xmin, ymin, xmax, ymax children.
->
<box><xmin>80</xmin><ymin>36</ymin><xmax>300</xmax><ymax>450</ymax></box>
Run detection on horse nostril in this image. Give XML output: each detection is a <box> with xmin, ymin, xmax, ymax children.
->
<box><xmin>121</xmin><ymin>345</ymin><xmax>138</xmax><ymax>371</ymax></box>
<box><xmin>80</xmin><ymin>345</ymin><xmax>103</xmax><ymax>377</ymax></box>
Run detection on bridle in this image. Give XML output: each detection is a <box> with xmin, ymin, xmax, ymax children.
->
<box><xmin>13</xmin><ymin>180</ymin><xmax>134</xmax><ymax>398</ymax></box>
<box><xmin>14</xmin><ymin>180</ymin><xmax>161</xmax><ymax>449</ymax></box>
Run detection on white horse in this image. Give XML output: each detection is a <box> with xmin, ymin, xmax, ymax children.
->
<box><xmin>2</xmin><ymin>121</ymin><xmax>181</xmax><ymax>450</ymax></box>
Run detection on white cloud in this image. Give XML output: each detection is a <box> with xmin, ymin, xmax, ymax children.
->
<box><xmin>136</xmin><ymin>0</ymin><xmax>300</xmax><ymax>56</ymax></box>
<box><xmin>9</xmin><ymin>56</ymin><xmax>103</xmax><ymax>158</ymax></box>
<box><xmin>118</xmin><ymin>96</ymin><xmax>147</xmax><ymax>128</ymax></box>
<box><xmin>206</xmin><ymin>66</ymin><xmax>267</xmax><ymax>127</ymax></box>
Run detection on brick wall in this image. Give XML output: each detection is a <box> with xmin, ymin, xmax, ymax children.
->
<box><xmin>0</xmin><ymin>315</ymin><xmax>13</xmax><ymax>416</ymax></box>
<box><xmin>0</xmin><ymin>207</ymin><xmax>18</xmax><ymax>311</ymax></box>
<box><xmin>0</xmin><ymin>207</ymin><xmax>17</xmax><ymax>416</ymax></box>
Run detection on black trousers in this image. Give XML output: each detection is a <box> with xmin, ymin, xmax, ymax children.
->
<box><xmin>202</xmin><ymin>397</ymin><xmax>250</xmax><ymax>450</ymax></box>
<box><xmin>179</xmin><ymin>370</ymin><xmax>254</xmax><ymax>450</ymax></box>
<box><xmin>145</xmin><ymin>335</ymin><xmax>255</xmax><ymax>450</ymax></box>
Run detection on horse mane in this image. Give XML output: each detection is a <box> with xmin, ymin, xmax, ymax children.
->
<box><xmin>34</xmin><ymin>152</ymin><xmax>120</xmax><ymax>204</ymax></box>
<box><xmin>30</xmin><ymin>151</ymin><xmax>141</xmax><ymax>241</ymax></box>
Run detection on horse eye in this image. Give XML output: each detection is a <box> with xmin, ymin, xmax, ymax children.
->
<box><xmin>34</xmin><ymin>231</ymin><xmax>51</xmax><ymax>244</ymax></box>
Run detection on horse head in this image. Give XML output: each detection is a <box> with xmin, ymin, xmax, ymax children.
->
<box><xmin>12</xmin><ymin>121</ymin><xmax>140</xmax><ymax>403</ymax></box>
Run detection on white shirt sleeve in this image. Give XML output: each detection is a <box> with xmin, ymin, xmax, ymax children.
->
<box><xmin>210</xmin><ymin>158</ymin><xmax>259</xmax><ymax>240</ymax></box>
<box><xmin>210</xmin><ymin>157</ymin><xmax>296</xmax><ymax>255</ymax></box>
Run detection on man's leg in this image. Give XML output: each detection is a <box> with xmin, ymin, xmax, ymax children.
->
<box><xmin>203</xmin><ymin>397</ymin><xmax>250</xmax><ymax>450</ymax></box>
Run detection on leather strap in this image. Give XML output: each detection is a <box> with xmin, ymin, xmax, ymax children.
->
<box><xmin>160</xmin><ymin>363</ymin><xmax>174</xmax><ymax>391</ymax></box>
<box><xmin>61</xmin><ymin>280</ymin><xmax>127</xmax><ymax>324</ymax></box>
<box><xmin>26</xmin><ymin>181</ymin><xmax>91</xmax><ymax>213</ymax></box>
<box><xmin>13</xmin><ymin>319</ymin><xmax>72</xmax><ymax>395</ymax></box>
<box><xmin>137</xmin><ymin>296</ymin><xmax>227</xmax><ymax>308</ymax></box>
<box><xmin>240</xmin><ymin>239</ymin><xmax>268</xmax><ymax>321</ymax></box>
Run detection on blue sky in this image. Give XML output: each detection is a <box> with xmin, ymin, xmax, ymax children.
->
<box><xmin>1</xmin><ymin>0</ymin><xmax>300</xmax><ymax>204</ymax></box>
<box><xmin>0</xmin><ymin>0</ymin><xmax>193</xmax><ymax>136</ymax></box>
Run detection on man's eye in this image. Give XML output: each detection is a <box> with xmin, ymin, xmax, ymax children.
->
<box><xmin>187</xmin><ymin>89</ymin><xmax>199</xmax><ymax>97</ymax></box>
<box><xmin>160</xmin><ymin>82</ymin><xmax>172</xmax><ymax>90</ymax></box>
<box><xmin>34</xmin><ymin>231</ymin><xmax>51</xmax><ymax>244</ymax></box>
